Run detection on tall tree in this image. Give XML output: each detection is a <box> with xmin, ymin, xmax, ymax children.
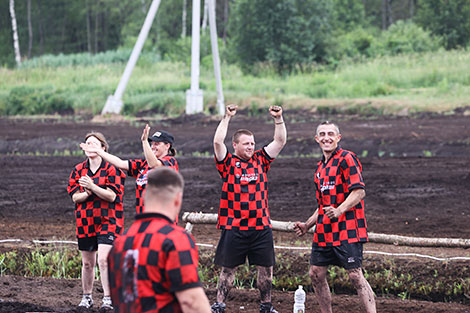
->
<box><xmin>182</xmin><ymin>0</ymin><xmax>187</xmax><ymax>37</ymax></box>
<box><xmin>27</xmin><ymin>0</ymin><xmax>32</xmax><ymax>58</ymax></box>
<box><xmin>9</xmin><ymin>0</ymin><xmax>21</xmax><ymax>66</ymax></box>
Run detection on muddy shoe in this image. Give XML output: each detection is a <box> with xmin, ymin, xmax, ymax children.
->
<box><xmin>100</xmin><ymin>296</ymin><xmax>113</xmax><ymax>310</ymax></box>
<box><xmin>211</xmin><ymin>302</ymin><xmax>226</xmax><ymax>313</ymax></box>
<box><xmin>78</xmin><ymin>294</ymin><xmax>93</xmax><ymax>308</ymax></box>
<box><xmin>260</xmin><ymin>302</ymin><xmax>279</xmax><ymax>313</ymax></box>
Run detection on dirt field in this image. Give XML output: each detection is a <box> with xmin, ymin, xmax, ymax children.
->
<box><xmin>0</xmin><ymin>109</ymin><xmax>469</xmax><ymax>312</ymax></box>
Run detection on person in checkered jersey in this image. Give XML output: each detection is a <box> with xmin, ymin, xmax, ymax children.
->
<box><xmin>211</xmin><ymin>104</ymin><xmax>287</xmax><ymax>313</ymax></box>
<box><xmin>294</xmin><ymin>121</ymin><xmax>376</xmax><ymax>313</ymax></box>
<box><xmin>67</xmin><ymin>132</ymin><xmax>125</xmax><ymax>310</ymax></box>
<box><xmin>107</xmin><ymin>167</ymin><xmax>211</xmax><ymax>313</ymax></box>
<box><xmin>80</xmin><ymin>124</ymin><xmax>179</xmax><ymax>215</ymax></box>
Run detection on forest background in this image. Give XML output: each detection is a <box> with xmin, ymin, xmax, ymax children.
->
<box><xmin>1</xmin><ymin>0</ymin><xmax>470</xmax><ymax>116</ymax></box>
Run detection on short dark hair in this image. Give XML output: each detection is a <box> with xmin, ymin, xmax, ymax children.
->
<box><xmin>316</xmin><ymin>121</ymin><xmax>340</xmax><ymax>135</ymax></box>
<box><xmin>232</xmin><ymin>129</ymin><xmax>254</xmax><ymax>143</ymax></box>
<box><xmin>147</xmin><ymin>167</ymin><xmax>184</xmax><ymax>191</ymax></box>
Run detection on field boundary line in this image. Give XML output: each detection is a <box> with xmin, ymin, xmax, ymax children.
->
<box><xmin>1</xmin><ymin>238</ymin><xmax>469</xmax><ymax>261</ymax></box>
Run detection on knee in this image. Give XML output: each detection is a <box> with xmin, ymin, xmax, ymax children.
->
<box><xmin>97</xmin><ymin>256</ymin><xmax>108</xmax><ymax>269</ymax></box>
<box><xmin>309</xmin><ymin>266</ymin><xmax>326</xmax><ymax>285</ymax></box>
<box><xmin>82</xmin><ymin>259</ymin><xmax>95</xmax><ymax>270</ymax></box>
<box><xmin>348</xmin><ymin>269</ymin><xmax>364</xmax><ymax>288</ymax></box>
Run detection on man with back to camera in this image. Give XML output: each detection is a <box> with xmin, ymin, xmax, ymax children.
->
<box><xmin>211</xmin><ymin>104</ymin><xmax>287</xmax><ymax>313</ymax></box>
<box><xmin>107</xmin><ymin>167</ymin><xmax>211</xmax><ymax>313</ymax></box>
<box><xmin>294</xmin><ymin>121</ymin><xmax>376</xmax><ymax>313</ymax></box>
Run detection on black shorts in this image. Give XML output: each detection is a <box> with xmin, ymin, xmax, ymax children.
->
<box><xmin>77</xmin><ymin>234</ymin><xmax>115</xmax><ymax>251</ymax></box>
<box><xmin>214</xmin><ymin>228</ymin><xmax>275</xmax><ymax>268</ymax></box>
<box><xmin>310</xmin><ymin>242</ymin><xmax>364</xmax><ymax>269</ymax></box>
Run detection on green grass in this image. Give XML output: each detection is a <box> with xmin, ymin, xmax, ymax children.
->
<box><xmin>1</xmin><ymin>49</ymin><xmax>470</xmax><ymax>116</ymax></box>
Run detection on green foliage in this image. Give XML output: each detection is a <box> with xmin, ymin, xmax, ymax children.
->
<box><xmin>0</xmin><ymin>248</ymin><xmax>81</xmax><ymax>279</ymax></box>
<box><xmin>229</xmin><ymin>0</ymin><xmax>333</xmax><ymax>74</ymax></box>
<box><xmin>19</xmin><ymin>50</ymin><xmax>160</xmax><ymax>69</ymax></box>
<box><xmin>5</xmin><ymin>86</ymin><xmax>73</xmax><ymax>115</ymax></box>
<box><xmin>371</xmin><ymin>21</ymin><xmax>442</xmax><ymax>56</ymax></box>
<box><xmin>415</xmin><ymin>0</ymin><xmax>470</xmax><ymax>49</ymax></box>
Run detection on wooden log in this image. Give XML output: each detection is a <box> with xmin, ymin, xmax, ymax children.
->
<box><xmin>182</xmin><ymin>212</ymin><xmax>470</xmax><ymax>248</ymax></box>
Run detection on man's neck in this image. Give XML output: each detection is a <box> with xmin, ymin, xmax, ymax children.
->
<box><xmin>144</xmin><ymin>207</ymin><xmax>176</xmax><ymax>221</ymax></box>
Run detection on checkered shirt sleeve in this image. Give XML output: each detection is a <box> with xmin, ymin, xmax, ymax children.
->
<box><xmin>67</xmin><ymin>160</ymin><xmax>125</xmax><ymax>238</ymax></box>
<box><xmin>313</xmin><ymin>149</ymin><xmax>368</xmax><ymax>246</ymax></box>
<box><xmin>160</xmin><ymin>156</ymin><xmax>179</xmax><ymax>172</ymax></box>
<box><xmin>215</xmin><ymin>148</ymin><xmax>274</xmax><ymax>230</ymax></box>
<box><xmin>128</xmin><ymin>159</ymin><xmax>149</xmax><ymax>214</ymax></box>
<box><xmin>108</xmin><ymin>214</ymin><xmax>201</xmax><ymax>313</ymax></box>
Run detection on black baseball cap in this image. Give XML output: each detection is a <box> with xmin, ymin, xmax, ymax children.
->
<box><xmin>148</xmin><ymin>130</ymin><xmax>174</xmax><ymax>145</ymax></box>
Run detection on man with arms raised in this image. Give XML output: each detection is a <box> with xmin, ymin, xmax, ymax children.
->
<box><xmin>294</xmin><ymin>121</ymin><xmax>376</xmax><ymax>313</ymax></box>
<box><xmin>211</xmin><ymin>104</ymin><xmax>287</xmax><ymax>313</ymax></box>
<box><xmin>108</xmin><ymin>168</ymin><xmax>210</xmax><ymax>313</ymax></box>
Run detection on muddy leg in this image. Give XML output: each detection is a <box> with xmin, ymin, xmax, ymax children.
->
<box><xmin>348</xmin><ymin>268</ymin><xmax>376</xmax><ymax>313</ymax></box>
<box><xmin>309</xmin><ymin>265</ymin><xmax>333</xmax><ymax>313</ymax></box>
<box><xmin>216</xmin><ymin>266</ymin><xmax>237</xmax><ymax>303</ymax></box>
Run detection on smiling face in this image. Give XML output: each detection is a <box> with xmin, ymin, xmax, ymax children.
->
<box><xmin>233</xmin><ymin>134</ymin><xmax>255</xmax><ymax>160</ymax></box>
<box><xmin>84</xmin><ymin>135</ymin><xmax>104</xmax><ymax>158</ymax></box>
<box><xmin>150</xmin><ymin>141</ymin><xmax>170</xmax><ymax>158</ymax></box>
<box><xmin>315</xmin><ymin>124</ymin><xmax>341</xmax><ymax>154</ymax></box>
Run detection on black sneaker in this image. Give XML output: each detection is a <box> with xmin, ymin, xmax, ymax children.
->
<box><xmin>260</xmin><ymin>302</ymin><xmax>279</xmax><ymax>313</ymax></box>
<box><xmin>211</xmin><ymin>302</ymin><xmax>226</xmax><ymax>313</ymax></box>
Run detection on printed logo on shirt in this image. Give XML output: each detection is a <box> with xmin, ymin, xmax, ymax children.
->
<box><xmin>235</xmin><ymin>161</ymin><xmax>241</xmax><ymax>168</ymax></box>
<box><xmin>348</xmin><ymin>257</ymin><xmax>355</xmax><ymax>263</ymax></box>
<box><xmin>136</xmin><ymin>171</ymin><xmax>148</xmax><ymax>186</ymax></box>
<box><xmin>240</xmin><ymin>173</ymin><xmax>258</xmax><ymax>183</ymax></box>
<box><xmin>320</xmin><ymin>181</ymin><xmax>335</xmax><ymax>192</ymax></box>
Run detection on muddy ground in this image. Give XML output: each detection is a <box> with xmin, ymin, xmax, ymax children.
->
<box><xmin>0</xmin><ymin>110</ymin><xmax>469</xmax><ymax>312</ymax></box>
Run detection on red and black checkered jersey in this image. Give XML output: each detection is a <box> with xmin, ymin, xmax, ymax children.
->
<box><xmin>313</xmin><ymin>147</ymin><xmax>368</xmax><ymax>247</ymax></box>
<box><xmin>128</xmin><ymin>156</ymin><xmax>179</xmax><ymax>214</ymax></box>
<box><xmin>215</xmin><ymin>148</ymin><xmax>274</xmax><ymax>230</ymax></box>
<box><xmin>67</xmin><ymin>159</ymin><xmax>125</xmax><ymax>239</ymax></box>
<box><xmin>108</xmin><ymin>213</ymin><xmax>201</xmax><ymax>313</ymax></box>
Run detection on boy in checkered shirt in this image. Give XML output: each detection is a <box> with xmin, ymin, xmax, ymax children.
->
<box><xmin>211</xmin><ymin>104</ymin><xmax>287</xmax><ymax>313</ymax></box>
<box><xmin>108</xmin><ymin>167</ymin><xmax>210</xmax><ymax>313</ymax></box>
<box><xmin>294</xmin><ymin>121</ymin><xmax>376</xmax><ymax>313</ymax></box>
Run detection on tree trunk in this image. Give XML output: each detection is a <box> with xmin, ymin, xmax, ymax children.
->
<box><xmin>27</xmin><ymin>0</ymin><xmax>33</xmax><ymax>59</ymax></box>
<box><xmin>37</xmin><ymin>0</ymin><xmax>44</xmax><ymax>55</ymax></box>
<box><xmin>94</xmin><ymin>1</ymin><xmax>100</xmax><ymax>53</ymax></box>
<box><xmin>202</xmin><ymin>0</ymin><xmax>208</xmax><ymax>33</ymax></box>
<box><xmin>408</xmin><ymin>0</ymin><xmax>415</xmax><ymax>18</ymax></box>
<box><xmin>86</xmin><ymin>0</ymin><xmax>92</xmax><ymax>53</ymax></box>
<box><xmin>381</xmin><ymin>0</ymin><xmax>393</xmax><ymax>29</ymax></box>
<box><xmin>181</xmin><ymin>0</ymin><xmax>187</xmax><ymax>38</ymax></box>
<box><xmin>9</xmin><ymin>0</ymin><xmax>21</xmax><ymax>66</ymax></box>
<box><xmin>223</xmin><ymin>0</ymin><xmax>229</xmax><ymax>43</ymax></box>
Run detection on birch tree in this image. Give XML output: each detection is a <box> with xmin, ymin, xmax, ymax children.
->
<box><xmin>9</xmin><ymin>0</ymin><xmax>21</xmax><ymax>66</ymax></box>
<box><xmin>182</xmin><ymin>0</ymin><xmax>187</xmax><ymax>37</ymax></box>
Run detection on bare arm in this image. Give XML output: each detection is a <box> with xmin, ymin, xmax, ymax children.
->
<box><xmin>141</xmin><ymin>124</ymin><xmax>163</xmax><ymax>168</ymax></box>
<box><xmin>72</xmin><ymin>190</ymin><xmax>91</xmax><ymax>203</ymax></box>
<box><xmin>294</xmin><ymin>208</ymin><xmax>318</xmax><ymax>237</ymax></box>
<box><xmin>264</xmin><ymin>105</ymin><xmax>287</xmax><ymax>159</ymax></box>
<box><xmin>80</xmin><ymin>143</ymin><xmax>129</xmax><ymax>171</ymax></box>
<box><xmin>175</xmin><ymin>287</ymin><xmax>211</xmax><ymax>313</ymax></box>
<box><xmin>213</xmin><ymin>105</ymin><xmax>237</xmax><ymax>162</ymax></box>
<box><xmin>324</xmin><ymin>188</ymin><xmax>366</xmax><ymax>219</ymax></box>
<box><xmin>78</xmin><ymin>175</ymin><xmax>117</xmax><ymax>202</ymax></box>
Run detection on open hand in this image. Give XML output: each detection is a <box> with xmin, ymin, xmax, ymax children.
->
<box><xmin>141</xmin><ymin>124</ymin><xmax>150</xmax><ymax>142</ymax></box>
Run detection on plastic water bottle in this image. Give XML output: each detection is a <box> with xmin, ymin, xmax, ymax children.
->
<box><xmin>293</xmin><ymin>285</ymin><xmax>306</xmax><ymax>313</ymax></box>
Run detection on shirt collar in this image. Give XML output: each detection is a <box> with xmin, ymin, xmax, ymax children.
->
<box><xmin>321</xmin><ymin>146</ymin><xmax>341</xmax><ymax>163</ymax></box>
<box><xmin>135</xmin><ymin>212</ymin><xmax>174</xmax><ymax>224</ymax></box>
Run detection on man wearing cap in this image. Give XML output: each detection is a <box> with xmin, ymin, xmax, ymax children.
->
<box><xmin>210</xmin><ymin>104</ymin><xmax>287</xmax><ymax>313</ymax></box>
<box><xmin>81</xmin><ymin>125</ymin><xmax>179</xmax><ymax>214</ymax></box>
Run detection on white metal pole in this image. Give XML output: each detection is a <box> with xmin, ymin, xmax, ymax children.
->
<box><xmin>102</xmin><ymin>0</ymin><xmax>161</xmax><ymax>115</ymax></box>
<box><xmin>208</xmin><ymin>0</ymin><xmax>224</xmax><ymax>115</ymax></box>
<box><xmin>186</xmin><ymin>0</ymin><xmax>203</xmax><ymax>114</ymax></box>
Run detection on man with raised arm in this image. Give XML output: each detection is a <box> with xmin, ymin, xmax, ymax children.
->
<box><xmin>211</xmin><ymin>104</ymin><xmax>287</xmax><ymax>313</ymax></box>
